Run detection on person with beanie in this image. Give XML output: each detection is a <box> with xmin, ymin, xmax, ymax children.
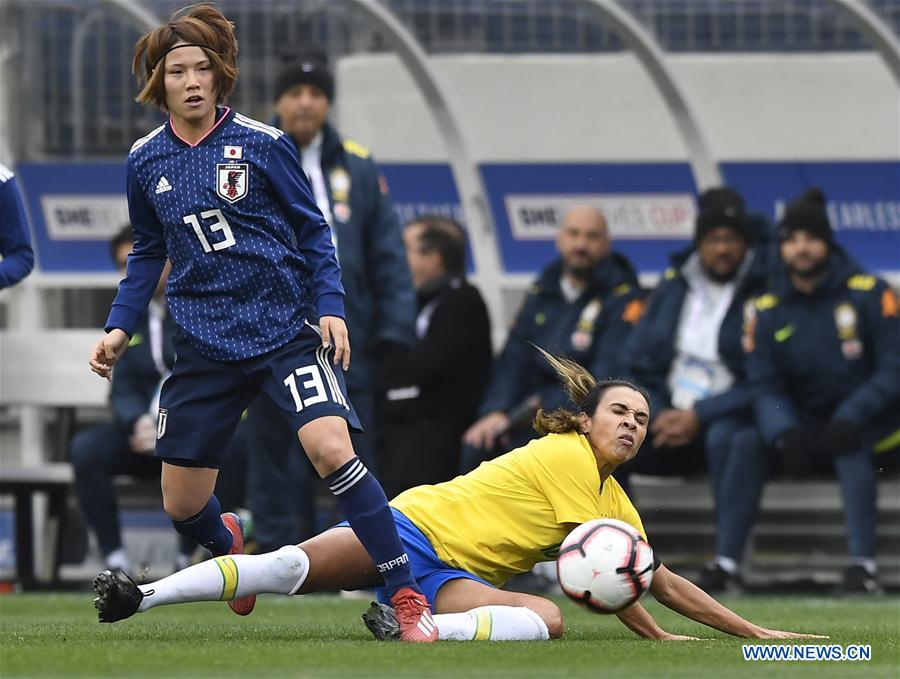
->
<box><xmin>244</xmin><ymin>47</ymin><xmax>417</xmax><ymax>553</ymax></box>
<box><xmin>728</xmin><ymin>187</ymin><xmax>900</xmax><ymax>593</ymax></box>
<box><xmin>615</xmin><ymin>186</ymin><xmax>772</xmax><ymax>593</ymax></box>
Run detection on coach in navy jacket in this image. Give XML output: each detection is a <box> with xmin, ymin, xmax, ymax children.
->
<box><xmin>265</xmin><ymin>50</ymin><xmax>415</xmax><ymax>452</ymax></box>
<box><xmin>314</xmin><ymin>122</ymin><xmax>416</xmax><ymax>380</ymax></box>
<box><xmin>749</xmin><ymin>253</ymin><xmax>900</xmax><ymax>452</ymax></box>
<box><xmin>618</xmin><ymin>189</ymin><xmax>770</xmax><ymax>490</ymax></box>
<box><xmin>727</xmin><ymin>188</ymin><xmax>900</xmax><ymax>593</ymax></box>
<box><xmin>462</xmin><ymin>205</ymin><xmax>644</xmax><ymax>467</ymax></box>
<box><xmin>482</xmin><ymin>252</ymin><xmax>642</xmax><ymax>413</ymax></box>
<box><xmin>624</xmin><ymin>229</ymin><xmax>770</xmax><ymax>427</ymax></box>
<box><xmin>245</xmin><ymin>50</ymin><xmax>416</xmax><ymax>549</ymax></box>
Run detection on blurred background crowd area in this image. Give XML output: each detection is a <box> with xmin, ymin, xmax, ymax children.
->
<box><xmin>0</xmin><ymin>0</ymin><xmax>897</xmax><ymax>591</ymax></box>
<box><xmin>4</xmin><ymin>0</ymin><xmax>900</xmax><ymax>160</ymax></box>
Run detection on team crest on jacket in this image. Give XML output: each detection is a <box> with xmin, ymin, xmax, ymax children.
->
<box><xmin>216</xmin><ymin>163</ymin><xmax>249</xmax><ymax>203</ymax></box>
<box><xmin>833</xmin><ymin>302</ymin><xmax>858</xmax><ymax>340</ymax></box>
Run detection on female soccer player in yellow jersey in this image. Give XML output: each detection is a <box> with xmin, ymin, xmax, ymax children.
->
<box><xmin>94</xmin><ymin>350</ymin><xmax>824</xmax><ymax>643</ymax></box>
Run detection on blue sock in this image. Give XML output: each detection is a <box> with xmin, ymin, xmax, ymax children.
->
<box><xmin>325</xmin><ymin>457</ymin><xmax>418</xmax><ymax>597</ymax></box>
<box><xmin>170</xmin><ymin>495</ymin><xmax>233</xmax><ymax>556</ymax></box>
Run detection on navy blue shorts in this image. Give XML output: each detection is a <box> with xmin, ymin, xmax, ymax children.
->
<box><xmin>339</xmin><ymin>508</ymin><xmax>494</xmax><ymax>612</ymax></box>
<box><xmin>156</xmin><ymin>322</ymin><xmax>361</xmax><ymax>468</ymax></box>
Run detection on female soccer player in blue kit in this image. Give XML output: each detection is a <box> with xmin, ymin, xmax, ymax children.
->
<box><xmin>88</xmin><ymin>4</ymin><xmax>436</xmax><ymax>642</ymax></box>
<box><xmin>95</xmin><ymin>350</ymin><xmax>823</xmax><ymax>644</ymax></box>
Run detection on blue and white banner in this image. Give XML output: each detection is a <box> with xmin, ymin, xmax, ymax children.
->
<box><xmin>387</xmin><ymin>161</ymin><xmax>900</xmax><ymax>275</ymax></box>
<box><xmin>15</xmin><ymin>160</ymin><xmax>899</xmax><ymax>276</ymax></box>
<box><xmin>16</xmin><ymin>163</ymin><xmax>128</xmax><ymax>273</ymax></box>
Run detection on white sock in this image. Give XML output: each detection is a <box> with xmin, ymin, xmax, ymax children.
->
<box><xmin>105</xmin><ymin>548</ymin><xmax>130</xmax><ymax>573</ymax></box>
<box><xmin>715</xmin><ymin>556</ymin><xmax>738</xmax><ymax>574</ymax></box>
<box><xmin>137</xmin><ymin>545</ymin><xmax>309</xmax><ymax>612</ymax></box>
<box><xmin>434</xmin><ymin>606</ymin><xmax>549</xmax><ymax>641</ymax></box>
<box><xmin>850</xmin><ymin>557</ymin><xmax>877</xmax><ymax>575</ymax></box>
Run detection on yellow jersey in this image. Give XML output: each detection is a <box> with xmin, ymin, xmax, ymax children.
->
<box><xmin>391</xmin><ymin>431</ymin><xmax>646</xmax><ymax>587</ymax></box>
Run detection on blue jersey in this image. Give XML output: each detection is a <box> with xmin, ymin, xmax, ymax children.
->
<box><xmin>106</xmin><ymin>107</ymin><xmax>344</xmax><ymax>361</ymax></box>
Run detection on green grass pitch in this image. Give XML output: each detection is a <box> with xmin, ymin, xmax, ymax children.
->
<box><xmin>1</xmin><ymin>593</ymin><xmax>898</xmax><ymax>678</ymax></box>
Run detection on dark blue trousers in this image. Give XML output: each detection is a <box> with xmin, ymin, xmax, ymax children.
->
<box><xmin>707</xmin><ymin>419</ymin><xmax>879</xmax><ymax>562</ymax></box>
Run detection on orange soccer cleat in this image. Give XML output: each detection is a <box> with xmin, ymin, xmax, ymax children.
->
<box><xmin>221</xmin><ymin>512</ymin><xmax>256</xmax><ymax>616</ymax></box>
<box><xmin>389</xmin><ymin>587</ymin><xmax>438</xmax><ymax>643</ymax></box>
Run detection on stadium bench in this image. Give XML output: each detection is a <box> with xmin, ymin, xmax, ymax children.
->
<box><xmin>632</xmin><ymin>476</ymin><xmax>900</xmax><ymax>588</ymax></box>
<box><xmin>1</xmin><ymin>329</ymin><xmax>108</xmax><ymax>586</ymax></box>
<box><xmin>0</xmin><ymin>331</ymin><xmax>108</xmax><ymax>406</ymax></box>
<box><xmin>0</xmin><ymin>463</ymin><xmax>72</xmax><ymax>587</ymax></box>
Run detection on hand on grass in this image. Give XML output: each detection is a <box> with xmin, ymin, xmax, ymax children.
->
<box><xmin>753</xmin><ymin>628</ymin><xmax>829</xmax><ymax>640</ymax></box>
<box><xmin>659</xmin><ymin>633</ymin><xmax>708</xmax><ymax>641</ymax></box>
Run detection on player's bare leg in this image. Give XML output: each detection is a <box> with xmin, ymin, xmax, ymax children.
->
<box><xmin>295</xmin><ymin>527</ymin><xmax>381</xmax><ymax>592</ymax></box>
<box><xmin>160</xmin><ymin>464</ymin><xmax>218</xmax><ymax>520</ymax></box>
<box><xmin>296</xmin><ymin>416</ymin><xmax>356</xmax><ymax>476</ymax></box>
<box><xmin>160</xmin><ymin>463</ymin><xmax>255</xmax><ymax>615</ymax></box>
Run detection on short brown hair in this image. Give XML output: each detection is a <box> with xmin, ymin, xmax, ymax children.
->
<box><xmin>132</xmin><ymin>4</ymin><xmax>239</xmax><ymax>111</ymax></box>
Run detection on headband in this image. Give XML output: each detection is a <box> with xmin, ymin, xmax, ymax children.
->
<box><xmin>151</xmin><ymin>42</ymin><xmax>222</xmax><ymax>72</ymax></box>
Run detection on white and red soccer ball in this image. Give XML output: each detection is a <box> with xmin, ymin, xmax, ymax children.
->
<box><xmin>556</xmin><ymin>518</ymin><xmax>654</xmax><ymax>613</ymax></box>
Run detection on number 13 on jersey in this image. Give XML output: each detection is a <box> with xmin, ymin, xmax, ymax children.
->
<box><xmin>283</xmin><ymin>356</ymin><xmax>349</xmax><ymax>413</ymax></box>
<box><xmin>184</xmin><ymin>209</ymin><xmax>236</xmax><ymax>252</ymax></box>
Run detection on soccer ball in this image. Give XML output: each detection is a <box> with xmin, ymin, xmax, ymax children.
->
<box><xmin>556</xmin><ymin>518</ymin><xmax>654</xmax><ymax>613</ymax></box>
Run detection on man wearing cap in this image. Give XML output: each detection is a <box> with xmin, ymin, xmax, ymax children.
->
<box><xmin>727</xmin><ymin>188</ymin><xmax>900</xmax><ymax>594</ymax></box>
<box><xmin>614</xmin><ymin>187</ymin><xmax>771</xmax><ymax>590</ymax></box>
<box><xmin>244</xmin><ymin>49</ymin><xmax>416</xmax><ymax>551</ymax></box>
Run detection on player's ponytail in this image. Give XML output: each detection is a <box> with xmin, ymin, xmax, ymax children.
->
<box><xmin>132</xmin><ymin>3</ymin><xmax>239</xmax><ymax>110</ymax></box>
<box><xmin>531</xmin><ymin>345</ymin><xmax>649</xmax><ymax>436</ymax></box>
<box><xmin>532</xmin><ymin>347</ymin><xmax>596</xmax><ymax>435</ymax></box>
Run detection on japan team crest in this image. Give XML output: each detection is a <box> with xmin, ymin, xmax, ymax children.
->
<box><xmin>216</xmin><ymin>163</ymin><xmax>249</xmax><ymax>203</ymax></box>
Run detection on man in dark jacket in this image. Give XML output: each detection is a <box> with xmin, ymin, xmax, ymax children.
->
<box><xmin>245</xmin><ymin>49</ymin><xmax>417</xmax><ymax>549</ymax></box>
<box><xmin>377</xmin><ymin>216</ymin><xmax>492</xmax><ymax>497</ymax></box>
<box><xmin>617</xmin><ymin>189</ymin><xmax>768</xmax><ymax>473</ymax></box>
<box><xmin>461</xmin><ymin>205</ymin><xmax>644</xmax><ymax>466</ymax></box>
<box><xmin>730</xmin><ymin>188</ymin><xmax>900</xmax><ymax>593</ymax></box>
<box><xmin>613</xmin><ymin>188</ymin><xmax>771</xmax><ymax>592</ymax></box>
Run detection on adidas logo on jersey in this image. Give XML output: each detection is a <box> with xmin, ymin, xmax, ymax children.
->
<box><xmin>155</xmin><ymin>176</ymin><xmax>172</xmax><ymax>194</ymax></box>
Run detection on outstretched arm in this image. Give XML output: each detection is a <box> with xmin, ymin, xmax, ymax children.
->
<box><xmin>649</xmin><ymin>565</ymin><xmax>826</xmax><ymax>639</ymax></box>
<box><xmin>616</xmin><ymin>600</ymin><xmax>702</xmax><ymax>640</ymax></box>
